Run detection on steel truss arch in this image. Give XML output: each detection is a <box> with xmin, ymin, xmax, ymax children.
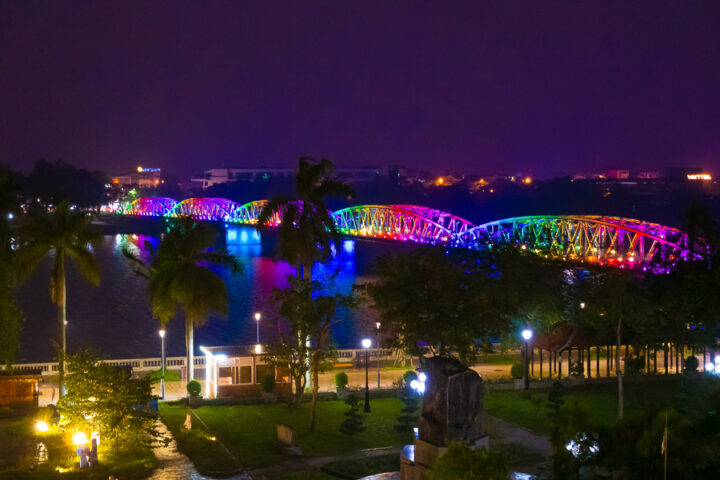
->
<box><xmin>167</xmin><ymin>198</ymin><xmax>241</xmax><ymax>221</ymax></box>
<box><xmin>124</xmin><ymin>197</ymin><xmax>178</xmax><ymax>216</ymax></box>
<box><xmin>232</xmin><ymin>200</ymin><xmax>279</xmax><ymax>225</ymax></box>
<box><xmin>331</xmin><ymin>204</ymin><xmax>468</xmax><ymax>245</ymax></box>
<box><xmin>458</xmin><ymin>215</ymin><xmax>691</xmax><ymax>268</ymax></box>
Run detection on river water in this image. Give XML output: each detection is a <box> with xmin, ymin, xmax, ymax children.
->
<box><xmin>15</xmin><ymin>223</ymin><xmax>405</xmax><ymax>363</ymax></box>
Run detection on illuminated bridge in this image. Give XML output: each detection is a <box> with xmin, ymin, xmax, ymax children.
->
<box><xmin>114</xmin><ymin>197</ymin><xmax>696</xmax><ymax>269</ymax></box>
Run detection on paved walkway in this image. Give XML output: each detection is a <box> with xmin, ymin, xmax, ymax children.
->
<box><xmin>149</xmin><ymin>420</ymin><xmax>252</xmax><ymax>480</ymax></box>
<box><xmin>251</xmin><ymin>446</ymin><xmax>400</xmax><ymax>479</ymax></box>
<box><xmin>482</xmin><ymin>412</ymin><xmax>552</xmax><ymax>457</ymax></box>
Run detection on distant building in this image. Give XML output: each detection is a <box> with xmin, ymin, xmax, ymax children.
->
<box><xmin>111</xmin><ymin>166</ymin><xmax>163</xmax><ymax>188</ymax></box>
<box><xmin>603</xmin><ymin>169</ymin><xmax>630</xmax><ymax>180</ymax></box>
<box><xmin>192</xmin><ymin>166</ymin><xmax>383</xmax><ymax>189</ymax></box>
<box><xmin>666</xmin><ymin>166</ymin><xmax>707</xmax><ymax>180</ymax></box>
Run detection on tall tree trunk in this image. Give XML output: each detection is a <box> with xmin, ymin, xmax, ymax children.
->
<box><xmin>310</xmin><ymin>354</ymin><xmax>319</xmax><ymax>433</ymax></box>
<box><xmin>616</xmin><ymin>315</ymin><xmax>624</xmax><ymax>421</ymax></box>
<box><xmin>57</xmin><ymin>255</ymin><xmax>66</xmax><ymax>398</ymax></box>
<box><xmin>186</xmin><ymin>316</ymin><xmax>194</xmax><ymax>383</ymax></box>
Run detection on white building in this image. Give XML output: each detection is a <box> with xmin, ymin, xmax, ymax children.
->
<box><xmin>192</xmin><ymin>166</ymin><xmax>383</xmax><ymax>189</ymax></box>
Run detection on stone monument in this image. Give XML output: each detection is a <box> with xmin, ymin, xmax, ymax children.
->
<box><xmin>400</xmin><ymin>356</ymin><xmax>488</xmax><ymax>480</ymax></box>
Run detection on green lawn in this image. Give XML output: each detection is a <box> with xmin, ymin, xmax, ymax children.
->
<box><xmin>485</xmin><ymin>377</ymin><xmax>683</xmax><ymax>435</ymax></box>
<box><xmin>161</xmin><ymin>397</ymin><xmax>412</xmax><ymax>470</ymax></box>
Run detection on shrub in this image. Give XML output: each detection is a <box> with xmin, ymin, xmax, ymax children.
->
<box><xmin>187</xmin><ymin>380</ymin><xmax>202</xmax><ymax>397</ymax></box>
<box><xmin>334</xmin><ymin>371</ymin><xmax>349</xmax><ymax>389</ymax></box>
<box><xmin>261</xmin><ymin>374</ymin><xmax>275</xmax><ymax>393</ymax></box>
<box><xmin>403</xmin><ymin>370</ymin><xmax>418</xmax><ymax>383</ymax></box>
<box><xmin>339</xmin><ymin>393</ymin><xmax>365</xmax><ymax>436</ymax></box>
<box><xmin>684</xmin><ymin>356</ymin><xmax>699</xmax><ymax>372</ymax></box>
<box><xmin>626</xmin><ymin>356</ymin><xmax>645</xmax><ymax>374</ymax></box>
<box><xmin>569</xmin><ymin>360</ymin><xmax>584</xmax><ymax>376</ymax></box>
<box><xmin>510</xmin><ymin>363</ymin><xmax>524</xmax><ymax>379</ymax></box>
<box><xmin>428</xmin><ymin>442</ymin><xmax>509</xmax><ymax>480</ymax></box>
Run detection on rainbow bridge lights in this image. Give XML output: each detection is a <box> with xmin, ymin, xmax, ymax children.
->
<box><xmin>331</xmin><ymin>205</ymin><xmax>473</xmax><ymax>244</ymax></box>
<box><xmin>114</xmin><ymin>197</ymin><xmax>694</xmax><ymax>269</ymax></box>
<box><xmin>458</xmin><ymin>215</ymin><xmax>692</xmax><ymax>268</ymax></box>
<box><xmin>122</xmin><ymin>197</ymin><xmax>177</xmax><ymax>216</ymax></box>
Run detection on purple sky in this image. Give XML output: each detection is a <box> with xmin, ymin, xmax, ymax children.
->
<box><xmin>1</xmin><ymin>1</ymin><xmax>719</xmax><ymax>178</ymax></box>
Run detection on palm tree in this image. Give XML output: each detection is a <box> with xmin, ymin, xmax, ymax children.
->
<box><xmin>125</xmin><ymin>218</ymin><xmax>241</xmax><ymax>381</ymax></box>
<box><xmin>18</xmin><ymin>201</ymin><xmax>102</xmax><ymax>397</ymax></box>
<box><xmin>257</xmin><ymin>157</ymin><xmax>355</xmax><ymax>280</ymax></box>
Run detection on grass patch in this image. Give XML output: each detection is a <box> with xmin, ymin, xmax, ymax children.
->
<box><xmin>485</xmin><ymin>377</ymin><xmax>683</xmax><ymax>435</ymax></box>
<box><xmin>492</xmin><ymin>441</ymin><xmax>545</xmax><ymax>467</ymax></box>
<box><xmin>322</xmin><ymin>453</ymin><xmax>399</xmax><ymax>479</ymax></box>
<box><xmin>161</xmin><ymin>397</ymin><xmax>412</xmax><ymax>469</ymax></box>
<box><xmin>477</xmin><ymin>353</ymin><xmax>521</xmax><ymax>366</ymax></box>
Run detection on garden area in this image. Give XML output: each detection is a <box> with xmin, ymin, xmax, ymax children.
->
<box><xmin>0</xmin><ymin>409</ymin><xmax>156</xmax><ymax>480</ymax></box>
<box><xmin>160</xmin><ymin>397</ymin><xmax>413</xmax><ymax>476</ymax></box>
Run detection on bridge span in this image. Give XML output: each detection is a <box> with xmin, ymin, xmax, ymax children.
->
<box><xmin>111</xmin><ymin>197</ymin><xmax>695</xmax><ymax>270</ymax></box>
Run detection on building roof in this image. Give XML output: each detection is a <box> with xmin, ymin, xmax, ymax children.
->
<box><xmin>203</xmin><ymin>345</ymin><xmax>263</xmax><ymax>357</ymax></box>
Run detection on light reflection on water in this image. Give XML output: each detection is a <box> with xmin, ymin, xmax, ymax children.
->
<box><xmin>16</xmin><ymin>227</ymin><xmax>392</xmax><ymax>363</ymax></box>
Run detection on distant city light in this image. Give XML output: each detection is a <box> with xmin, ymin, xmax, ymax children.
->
<box><xmin>686</xmin><ymin>173</ymin><xmax>712</xmax><ymax>181</ymax></box>
<box><xmin>522</xmin><ymin>176</ymin><xmax>532</xmax><ymax>184</ymax></box>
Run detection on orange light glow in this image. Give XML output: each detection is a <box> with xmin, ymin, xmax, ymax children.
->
<box><xmin>687</xmin><ymin>173</ymin><xmax>712</xmax><ymax>181</ymax></box>
<box><xmin>522</xmin><ymin>176</ymin><xmax>532</xmax><ymax>184</ymax></box>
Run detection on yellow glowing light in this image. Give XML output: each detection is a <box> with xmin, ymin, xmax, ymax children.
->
<box><xmin>254</xmin><ymin>344</ymin><xmax>262</xmax><ymax>354</ymax></box>
<box><xmin>436</xmin><ymin>177</ymin><xmax>444</xmax><ymax>185</ymax></box>
<box><xmin>687</xmin><ymin>173</ymin><xmax>712</xmax><ymax>181</ymax></box>
<box><xmin>72</xmin><ymin>432</ymin><xmax>88</xmax><ymax>445</ymax></box>
<box><xmin>35</xmin><ymin>421</ymin><xmax>49</xmax><ymax>433</ymax></box>
<box><xmin>522</xmin><ymin>176</ymin><xmax>532</xmax><ymax>184</ymax></box>
<box><xmin>137</xmin><ymin>166</ymin><xmax>143</xmax><ymax>172</ymax></box>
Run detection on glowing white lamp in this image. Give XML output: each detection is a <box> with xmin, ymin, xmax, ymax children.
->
<box><xmin>72</xmin><ymin>432</ymin><xmax>88</xmax><ymax>445</ymax></box>
<box><xmin>362</xmin><ymin>338</ymin><xmax>372</xmax><ymax>349</ymax></box>
<box><xmin>35</xmin><ymin>421</ymin><xmax>49</xmax><ymax>433</ymax></box>
<box><xmin>521</xmin><ymin>329</ymin><xmax>533</xmax><ymax>341</ymax></box>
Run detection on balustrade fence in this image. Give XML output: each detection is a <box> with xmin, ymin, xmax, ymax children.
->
<box><xmin>0</xmin><ymin>349</ymin><xmax>394</xmax><ymax>377</ymax></box>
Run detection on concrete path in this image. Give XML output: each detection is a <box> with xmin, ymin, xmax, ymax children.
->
<box><xmin>482</xmin><ymin>412</ymin><xmax>552</xmax><ymax>457</ymax></box>
<box><xmin>251</xmin><ymin>446</ymin><xmax>400</xmax><ymax>479</ymax></box>
<box><xmin>149</xmin><ymin>420</ymin><xmax>253</xmax><ymax>480</ymax></box>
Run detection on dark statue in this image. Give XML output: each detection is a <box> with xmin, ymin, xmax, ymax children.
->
<box><xmin>417</xmin><ymin>356</ymin><xmax>485</xmax><ymax>446</ymax></box>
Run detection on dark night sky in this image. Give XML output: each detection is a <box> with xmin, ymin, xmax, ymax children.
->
<box><xmin>1</xmin><ymin>1</ymin><xmax>719</xmax><ymax>178</ymax></box>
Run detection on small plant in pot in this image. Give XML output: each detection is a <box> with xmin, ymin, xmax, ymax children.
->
<box><xmin>511</xmin><ymin>363</ymin><xmax>524</xmax><ymax>389</ymax></box>
<box><xmin>186</xmin><ymin>379</ymin><xmax>203</xmax><ymax>408</ymax></box>
<box><xmin>334</xmin><ymin>371</ymin><xmax>349</xmax><ymax>399</ymax></box>
<box><xmin>261</xmin><ymin>374</ymin><xmax>277</xmax><ymax>403</ymax></box>
<box><xmin>568</xmin><ymin>360</ymin><xmax>585</xmax><ymax>385</ymax></box>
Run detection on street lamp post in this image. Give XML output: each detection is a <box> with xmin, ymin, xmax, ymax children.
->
<box><xmin>362</xmin><ymin>338</ymin><xmax>372</xmax><ymax>412</ymax></box>
<box><xmin>159</xmin><ymin>329</ymin><xmax>166</xmax><ymax>400</ymax></box>
<box><xmin>376</xmin><ymin>322</ymin><xmax>381</xmax><ymax>389</ymax></box>
<box><xmin>254</xmin><ymin>312</ymin><xmax>261</xmax><ymax>345</ymax></box>
<box><xmin>522</xmin><ymin>329</ymin><xmax>533</xmax><ymax>391</ymax></box>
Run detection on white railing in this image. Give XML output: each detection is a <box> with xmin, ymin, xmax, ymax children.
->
<box><xmin>1</xmin><ymin>349</ymin><xmax>394</xmax><ymax>376</ymax></box>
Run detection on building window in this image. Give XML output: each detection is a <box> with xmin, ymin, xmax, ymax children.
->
<box><xmin>255</xmin><ymin>364</ymin><xmax>273</xmax><ymax>384</ymax></box>
<box><xmin>239</xmin><ymin>366</ymin><xmax>252</xmax><ymax>384</ymax></box>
